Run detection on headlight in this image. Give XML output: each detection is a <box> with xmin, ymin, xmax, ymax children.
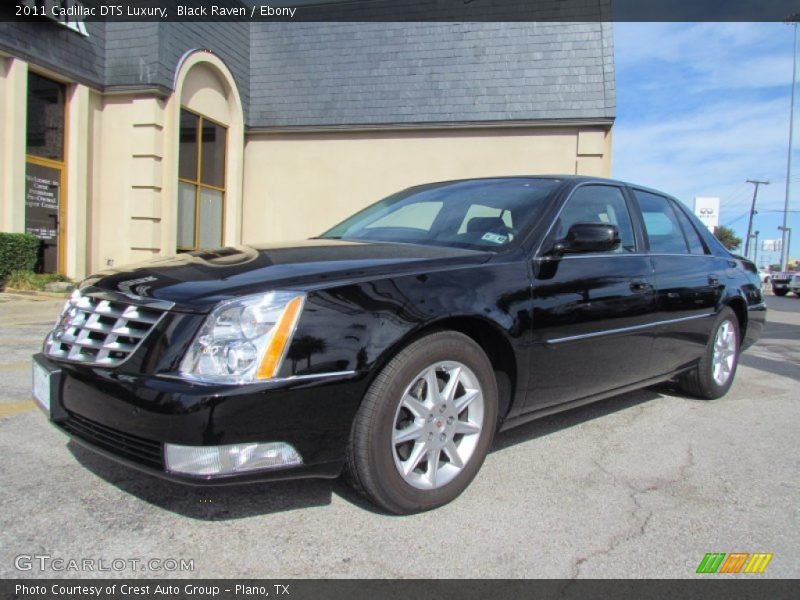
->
<box><xmin>179</xmin><ymin>291</ymin><xmax>305</xmax><ymax>383</ymax></box>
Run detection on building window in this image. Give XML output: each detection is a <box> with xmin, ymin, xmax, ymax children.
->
<box><xmin>25</xmin><ymin>72</ymin><xmax>67</xmax><ymax>273</ymax></box>
<box><xmin>177</xmin><ymin>108</ymin><xmax>226</xmax><ymax>251</ymax></box>
<box><xmin>27</xmin><ymin>72</ymin><xmax>66</xmax><ymax>161</ymax></box>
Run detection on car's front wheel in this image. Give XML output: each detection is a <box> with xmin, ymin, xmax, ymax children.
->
<box><xmin>345</xmin><ymin>331</ymin><xmax>498</xmax><ymax>514</ymax></box>
<box><xmin>677</xmin><ymin>306</ymin><xmax>740</xmax><ymax>400</ymax></box>
<box><xmin>773</xmin><ymin>288</ymin><xmax>788</xmax><ymax>296</ymax></box>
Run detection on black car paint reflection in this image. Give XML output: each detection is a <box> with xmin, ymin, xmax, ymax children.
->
<box><xmin>37</xmin><ymin>176</ymin><xmax>766</xmax><ymax>485</ymax></box>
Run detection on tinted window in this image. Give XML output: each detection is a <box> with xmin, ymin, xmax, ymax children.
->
<box><xmin>458</xmin><ymin>204</ymin><xmax>513</xmax><ymax>233</ymax></box>
<box><xmin>321</xmin><ymin>178</ymin><xmax>561</xmax><ymax>251</ymax></box>
<box><xmin>672</xmin><ymin>202</ymin><xmax>708</xmax><ymax>255</ymax></box>
<box><xmin>554</xmin><ymin>185</ymin><xmax>636</xmax><ymax>253</ymax></box>
<box><xmin>634</xmin><ymin>190</ymin><xmax>690</xmax><ymax>254</ymax></box>
<box><xmin>179</xmin><ymin>110</ymin><xmax>199</xmax><ymax>181</ymax></box>
<box><xmin>26</xmin><ymin>73</ymin><xmax>65</xmax><ymax>161</ymax></box>
<box><xmin>367</xmin><ymin>202</ymin><xmax>442</xmax><ymax>230</ymax></box>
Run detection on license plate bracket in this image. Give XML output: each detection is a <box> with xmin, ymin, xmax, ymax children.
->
<box><xmin>31</xmin><ymin>355</ymin><xmax>63</xmax><ymax>419</ymax></box>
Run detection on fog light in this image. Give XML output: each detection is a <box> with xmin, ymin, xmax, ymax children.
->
<box><xmin>164</xmin><ymin>442</ymin><xmax>303</xmax><ymax>477</ymax></box>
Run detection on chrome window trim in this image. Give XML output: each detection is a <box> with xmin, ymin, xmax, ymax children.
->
<box><xmin>533</xmin><ymin>181</ymin><xmax>636</xmax><ymax>259</ymax></box>
<box><xmin>545</xmin><ymin>313</ymin><xmax>714</xmax><ymax>345</ymax></box>
<box><xmin>559</xmin><ymin>252</ymin><xmax>720</xmax><ymax>260</ymax></box>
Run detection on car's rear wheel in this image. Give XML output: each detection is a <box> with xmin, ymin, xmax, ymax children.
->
<box><xmin>345</xmin><ymin>331</ymin><xmax>498</xmax><ymax>514</ymax></box>
<box><xmin>677</xmin><ymin>306</ymin><xmax>740</xmax><ymax>400</ymax></box>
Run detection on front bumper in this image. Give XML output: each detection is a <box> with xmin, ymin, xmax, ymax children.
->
<box><xmin>33</xmin><ymin>353</ymin><xmax>366</xmax><ymax>485</ymax></box>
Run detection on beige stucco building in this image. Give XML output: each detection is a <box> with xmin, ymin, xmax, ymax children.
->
<box><xmin>0</xmin><ymin>16</ymin><xmax>614</xmax><ymax>279</ymax></box>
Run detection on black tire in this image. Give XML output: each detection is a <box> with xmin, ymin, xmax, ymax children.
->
<box><xmin>677</xmin><ymin>307</ymin><xmax>740</xmax><ymax>400</ymax></box>
<box><xmin>773</xmin><ymin>288</ymin><xmax>788</xmax><ymax>296</ymax></box>
<box><xmin>345</xmin><ymin>331</ymin><xmax>498</xmax><ymax>514</ymax></box>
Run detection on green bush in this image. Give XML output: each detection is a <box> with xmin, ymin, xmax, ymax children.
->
<box><xmin>0</xmin><ymin>232</ymin><xmax>41</xmax><ymax>280</ymax></box>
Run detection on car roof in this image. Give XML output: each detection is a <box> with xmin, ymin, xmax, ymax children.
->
<box><xmin>412</xmin><ymin>174</ymin><xmax>657</xmax><ymax>191</ymax></box>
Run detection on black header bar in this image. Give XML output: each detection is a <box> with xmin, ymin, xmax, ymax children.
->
<box><xmin>3</xmin><ymin>0</ymin><xmax>800</xmax><ymax>23</ymax></box>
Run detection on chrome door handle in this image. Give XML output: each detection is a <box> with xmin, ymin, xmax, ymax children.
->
<box><xmin>629</xmin><ymin>280</ymin><xmax>651</xmax><ymax>293</ymax></box>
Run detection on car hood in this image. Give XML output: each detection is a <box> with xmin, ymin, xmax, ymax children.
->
<box><xmin>83</xmin><ymin>239</ymin><xmax>492</xmax><ymax>312</ymax></box>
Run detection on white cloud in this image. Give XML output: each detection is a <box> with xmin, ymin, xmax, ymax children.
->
<box><xmin>611</xmin><ymin>23</ymin><xmax>800</xmax><ymax>252</ymax></box>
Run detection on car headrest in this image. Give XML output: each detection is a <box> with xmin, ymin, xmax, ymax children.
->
<box><xmin>466</xmin><ymin>216</ymin><xmax>507</xmax><ymax>233</ymax></box>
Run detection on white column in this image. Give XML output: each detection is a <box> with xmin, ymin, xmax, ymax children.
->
<box><xmin>0</xmin><ymin>58</ymin><xmax>28</xmax><ymax>234</ymax></box>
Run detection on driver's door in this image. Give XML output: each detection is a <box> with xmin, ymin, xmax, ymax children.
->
<box><xmin>524</xmin><ymin>184</ymin><xmax>657</xmax><ymax>411</ymax></box>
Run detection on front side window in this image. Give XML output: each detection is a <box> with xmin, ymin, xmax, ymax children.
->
<box><xmin>551</xmin><ymin>185</ymin><xmax>636</xmax><ymax>253</ymax></box>
<box><xmin>321</xmin><ymin>178</ymin><xmax>562</xmax><ymax>251</ymax></box>
<box><xmin>177</xmin><ymin>109</ymin><xmax>227</xmax><ymax>251</ymax></box>
<box><xmin>633</xmin><ymin>190</ymin><xmax>690</xmax><ymax>254</ymax></box>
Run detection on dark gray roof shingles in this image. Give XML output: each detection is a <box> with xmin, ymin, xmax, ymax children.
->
<box><xmin>249</xmin><ymin>22</ymin><xmax>615</xmax><ymax>128</ymax></box>
<box><xmin>0</xmin><ymin>17</ymin><xmax>615</xmax><ymax>130</ymax></box>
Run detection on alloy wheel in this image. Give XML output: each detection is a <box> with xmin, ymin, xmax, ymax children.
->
<box><xmin>391</xmin><ymin>361</ymin><xmax>485</xmax><ymax>490</ymax></box>
<box><xmin>711</xmin><ymin>320</ymin><xmax>737</xmax><ymax>386</ymax></box>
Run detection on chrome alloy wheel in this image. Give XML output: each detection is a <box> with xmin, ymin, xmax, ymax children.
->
<box><xmin>711</xmin><ymin>320</ymin><xmax>737</xmax><ymax>386</ymax></box>
<box><xmin>391</xmin><ymin>361</ymin><xmax>485</xmax><ymax>490</ymax></box>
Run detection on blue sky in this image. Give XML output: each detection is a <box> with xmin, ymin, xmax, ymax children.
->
<box><xmin>612</xmin><ymin>22</ymin><xmax>800</xmax><ymax>266</ymax></box>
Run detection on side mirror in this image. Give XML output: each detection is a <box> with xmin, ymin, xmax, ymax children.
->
<box><xmin>553</xmin><ymin>223</ymin><xmax>621</xmax><ymax>255</ymax></box>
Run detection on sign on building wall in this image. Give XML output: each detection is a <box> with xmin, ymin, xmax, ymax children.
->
<box><xmin>25</xmin><ymin>163</ymin><xmax>61</xmax><ymax>273</ymax></box>
<box><xmin>693</xmin><ymin>197</ymin><xmax>720</xmax><ymax>232</ymax></box>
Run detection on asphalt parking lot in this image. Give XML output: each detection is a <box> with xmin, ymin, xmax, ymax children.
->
<box><xmin>0</xmin><ymin>292</ymin><xmax>797</xmax><ymax>579</ymax></box>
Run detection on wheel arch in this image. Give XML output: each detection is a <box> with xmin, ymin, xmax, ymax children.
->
<box><xmin>724</xmin><ymin>295</ymin><xmax>748</xmax><ymax>345</ymax></box>
<box><xmin>368</xmin><ymin>315</ymin><xmax>519</xmax><ymax>423</ymax></box>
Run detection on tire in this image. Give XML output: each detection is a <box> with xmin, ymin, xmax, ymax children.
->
<box><xmin>773</xmin><ymin>288</ymin><xmax>788</xmax><ymax>296</ymax></box>
<box><xmin>345</xmin><ymin>331</ymin><xmax>498</xmax><ymax>514</ymax></box>
<box><xmin>677</xmin><ymin>307</ymin><xmax>740</xmax><ymax>400</ymax></box>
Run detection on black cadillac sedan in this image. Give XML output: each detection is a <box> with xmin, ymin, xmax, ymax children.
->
<box><xmin>33</xmin><ymin>176</ymin><xmax>765</xmax><ymax>514</ymax></box>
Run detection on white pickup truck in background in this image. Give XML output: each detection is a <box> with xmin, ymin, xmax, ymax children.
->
<box><xmin>790</xmin><ymin>272</ymin><xmax>800</xmax><ymax>297</ymax></box>
<box><xmin>771</xmin><ymin>270</ymin><xmax>798</xmax><ymax>296</ymax></box>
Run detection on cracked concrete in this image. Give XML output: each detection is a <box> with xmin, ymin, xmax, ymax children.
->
<box><xmin>0</xmin><ymin>295</ymin><xmax>798</xmax><ymax>578</ymax></box>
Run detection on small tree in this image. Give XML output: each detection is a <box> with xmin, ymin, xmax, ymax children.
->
<box><xmin>713</xmin><ymin>226</ymin><xmax>742</xmax><ymax>252</ymax></box>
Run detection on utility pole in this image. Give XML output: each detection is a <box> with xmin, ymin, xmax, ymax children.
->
<box><xmin>781</xmin><ymin>16</ymin><xmax>799</xmax><ymax>270</ymax></box>
<box><xmin>753</xmin><ymin>230</ymin><xmax>760</xmax><ymax>265</ymax></box>
<box><xmin>744</xmin><ymin>179</ymin><xmax>768</xmax><ymax>259</ymax></box>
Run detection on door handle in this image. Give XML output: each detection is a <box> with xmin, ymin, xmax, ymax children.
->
<box><xmin>629</xmin><ymin>280</ymin><xmax>652</xmax><ymax>293</ymax></box>
<box><xmin>708</xmin><ymin>274</ymin><xmax>720</xmax><ymax>286</ymax></box>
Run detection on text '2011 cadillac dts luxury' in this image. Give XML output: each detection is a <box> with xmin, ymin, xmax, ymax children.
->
<box><xmin>33</xmin><ymin>176</ymin><xmax>765</xmax><ymax>513</ymax></box>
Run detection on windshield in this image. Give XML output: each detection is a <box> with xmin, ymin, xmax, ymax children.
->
<box><xmin>320</xmin><ymin>178</ymin><xmax>562</xmax><ymax>251</ymax></box>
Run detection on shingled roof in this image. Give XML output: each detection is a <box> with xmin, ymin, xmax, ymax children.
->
<box><xmin>250</xmin><ymin>21</ymin><xmax>615</xmax><ymax>129</ymax></box>
<box><xmin>0</xmin><ymin>17</ymin><xmax>615</xmax><ymax>130</ymax></box>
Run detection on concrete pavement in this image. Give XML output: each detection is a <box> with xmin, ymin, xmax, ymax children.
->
<box><xmin>0</xmin><ymin>293</ymin><xmax>797</xmax><ymax>578</ymax></box>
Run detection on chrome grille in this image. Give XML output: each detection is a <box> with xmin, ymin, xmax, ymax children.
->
<box><xmin>45</xmin><ymin>291</ymin><xmax>167</xmax><ymax>367</ymax></box>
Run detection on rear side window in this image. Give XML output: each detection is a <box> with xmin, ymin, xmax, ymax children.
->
<box><xmin>671</xmin><ymin>202</ymin><xmax>708</xmax><ymax>255</ymax></box>
<box><xmin>633</xmin><ymin>190</ymin><xmax>689</xmax><ymax>254</ymax></box>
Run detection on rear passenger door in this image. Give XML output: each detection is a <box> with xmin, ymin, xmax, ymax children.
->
<box><xmin>630</xmin><ymin>189</ymin><xmax>724</xmax><ymax>376</ymax></box>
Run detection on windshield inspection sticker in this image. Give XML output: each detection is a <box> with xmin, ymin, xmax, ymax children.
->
<box><xmin>481</xmin><ymin>232</ymin><xmax>508</xmax><ymax>245</ymax></box>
